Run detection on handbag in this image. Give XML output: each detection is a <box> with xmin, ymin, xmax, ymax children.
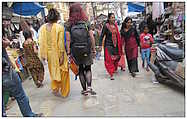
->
<box><xmin>69</xmin><ymin>56</ymin><xmax>79</xmax><ymax>75</ymax></box>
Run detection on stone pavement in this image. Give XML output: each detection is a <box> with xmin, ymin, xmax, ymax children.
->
<box><xmin>6</xmin><ymin>54</ymin><xmax>185</xmax><ymax>117</ymax></box>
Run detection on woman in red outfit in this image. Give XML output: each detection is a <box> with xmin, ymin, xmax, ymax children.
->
<box><xmin>120</xmin><ymin>17</ymin><xmax>140</xmax><ymax>77</ymax></box>
<box><xmin>99</xmin><ymin>13</ymin><xmax>122</xmax><ymax>80</ymax></box>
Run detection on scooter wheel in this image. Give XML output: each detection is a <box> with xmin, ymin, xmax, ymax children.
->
<box><xmin>155</xmin><ymin>74</ymin><xmax>167</xmax><ymax>83</ymax></box>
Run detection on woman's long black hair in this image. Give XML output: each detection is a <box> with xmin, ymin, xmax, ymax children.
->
<box><xmin>120</xmin><ymin>17</ymin><xmax>140</xmax><ymax>45</ymax></box>
<box><xmin>120</xmin><ymin>17</ymin><xmax>132</xmax><ymax>33</ymax></box>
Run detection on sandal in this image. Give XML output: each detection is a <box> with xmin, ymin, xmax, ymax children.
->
<box><xmin>87</xmin><ymin>87</ymin><xmax>96</xmax><ymax>95</ymax></box>
<box><xmin>146</xmin><ymin>68</ymin><xmax>150</xmax><ymax>72</ymax></box>
<box><xmin>131</xmin><ymin>72</ymin><xmax>136</xmax><ymax>77</ymax></box>
<box><xmin>37</xmin><ymin>83</ymin><xmax>44</xmax><ymax>88</ymax></box>
<box><xmin>121</xmin><ymin>67</ymin><xmax>125</xmax><ymax>71</ymax></box>
<box><xmin>52</xmin><ymin>89</ymin><xmax>59</xmax><ymax>96</ymax></box>
<box><xmin>110</xmin><ymin>78</ymin><xmax>115</xmax><ymax>80</ymax></box>
<box><xmin>81</xmin><ymin>90</ymin><xmax>88</xmax><ymax>96</ymax></box>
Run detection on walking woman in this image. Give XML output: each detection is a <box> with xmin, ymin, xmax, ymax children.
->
<box><xmin>38</xmin><ymin>8</ymin><xmax>70</xmax><ymax>97</ymax></box>
<box><xmin>120</xmin><ymin>17</ymin><xmax>140</xmax><ymax>77</ymax></box>
<box><xmin>99</xmin><ymin>13</ymin><xmax>122</xmax><ymax>80</ymax></box>
<box><xmin>66</xmin><ymin>3</ymin><xmax>96</xmax><ymax>96</ymax></box>
<box><xmin>23</xmin><ymin>30</ymin><xmax>44</xmax><ymax>88</ymax></box>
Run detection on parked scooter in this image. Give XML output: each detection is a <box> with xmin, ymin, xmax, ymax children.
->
<box><xmin>149</xmin><ymin>40</ymin><xmax>185</xmax><ymax>89</ymax></box>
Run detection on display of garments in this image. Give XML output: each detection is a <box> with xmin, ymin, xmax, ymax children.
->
<box><xmin>152</xmin><ymin>2</ymin><xmax>164</xmax><ymax>20</ymax></box>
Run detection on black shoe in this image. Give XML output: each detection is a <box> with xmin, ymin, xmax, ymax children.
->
<box><xmin>34</xmin><ymin>113</ymin><xmax>44</xmax><ymax>117</ymax></box>
<box><xmin>131</xmin><ymin>72</ymin><xmax>136</xmax><ymax>77</ymax></box>
<box><xmin>81</xmin><ymin>90</ymin><xmax>88</xmax><ymax>96</ymax></box>
<box><xmin>121</xmin><ymin>67</ymin><xmax>125</xmax><ymax>71</ymax></box>
<box><xmin>110</xmin><ymin>78</ymin><xmax>115</xmax><ymax>80</ymax></box>
<box><xmin>87</xmin><ymin>87</ymin><xmax>97</xmax><ymax>95</ymax></box>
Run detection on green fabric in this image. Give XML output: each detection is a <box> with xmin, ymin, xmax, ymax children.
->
<box><xmin>3</xmin><ymin>91</ymin><xmax>10</xmax><ymax>106</ymax></box>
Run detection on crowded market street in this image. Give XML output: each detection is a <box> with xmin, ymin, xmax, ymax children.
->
<box><xmin>6</xmin><ymin>52</ymin><xmax>185</xmax><ymax>117</ymax></box>
<box><xmin>2</xmin><ymin>2</ymin><xmax>185</xmax><ymax>117</ymax></box>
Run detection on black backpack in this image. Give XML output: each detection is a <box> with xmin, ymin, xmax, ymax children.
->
<box><xmin>70</xmin><ymin>21</ymin><xmax>91</xmax><ymax>59</ymax></box>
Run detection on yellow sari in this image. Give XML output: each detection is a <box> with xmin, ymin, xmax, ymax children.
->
<box><xmin>38</xmin><ymin>23</ymin><xmax>70</xmax><ymax>97</ymax></box>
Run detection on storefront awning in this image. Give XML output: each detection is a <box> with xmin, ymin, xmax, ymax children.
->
<box><xmin>128</xmin><ymin>2</ymin><xmax>145</xmax><ymax>12</ymax></box>
<box><xmin>11</xmin><ymin>2</ymin><xmax>45</xmax><ymax>16</ymax></box>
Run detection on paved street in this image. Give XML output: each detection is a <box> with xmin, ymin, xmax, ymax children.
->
<box><xmin>6</xmin><ymin>53</ymin><xmax>185</xmax><ymax>117</ymax></box>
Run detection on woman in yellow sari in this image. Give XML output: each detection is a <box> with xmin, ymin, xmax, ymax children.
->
<box><xmin>38</xmin><ymin>8</ymin><xmax>70</xmax><ymax>97</ymax></box>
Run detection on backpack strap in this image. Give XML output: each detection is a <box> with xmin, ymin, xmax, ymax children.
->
<box><xmin>84</xmin><ymin>23</ymin><xmax>89</xmax><ymax>32</ymax></box>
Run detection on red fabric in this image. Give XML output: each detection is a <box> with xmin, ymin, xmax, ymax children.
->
<box><xmin>104</xmin><ymin>48</ymin><xmax>119</xmax><ymax>77</ymax></box>
<box><xmin>151</xmin><ymin>47</ymin><xmax>157</xmax><ymax>53</ymax></box>
<box><xmin>126</xmin><ymin>46</ymin><xmax>138</xmax><ymax>60</ymax></box>
<box><xmin>105</xmin><ymin>22</ymin><xmax>122</xmax><ymax>56</ymax></box>
<box><xmin>15</xmin><ymin>59</ymin><xmax>20</xmax><ymax>69</ymax></box>
<box><xmin>115</xmin><ymin>22</ymin><xmax>122</xmax><ymax>56</ymax></box>
<box><xmin>123</xmin><ymin>35</ymin><xmax>138</xmax><ymax>60</ymax></box>
<box><xmin>124</xmin><ymin>35</ymin><xmax>138</xmax><ymax>50</ymax></box>
<box><xmin>118</xmin><ymin>54</ymin><xmax>126</xmax><ymax>68</ymax></box>
<box><xmin>106</xmin><ymin>23</ymin><xmax>117</xmax><ymax>47</ymax></box>
<box><xmin>140</xmin><ymin>33</ymin><xmax>154</xmax><ymax>49</ymax></box>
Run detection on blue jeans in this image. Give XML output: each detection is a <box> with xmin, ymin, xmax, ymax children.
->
<box><xmin>141</xmin><ymin>48</ymin><xmax>151</xmax><ymax>68</ymax></box>
<box><xmin>2</xmin><ymin>70</ymin><xmax>35</xmax><ymax>117</ymax></box>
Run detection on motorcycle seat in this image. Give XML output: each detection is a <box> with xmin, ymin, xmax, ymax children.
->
<box><xmin>158</xmin><ymin>44</ymin><xmax>184</xmax><ymax>60</ymax></box>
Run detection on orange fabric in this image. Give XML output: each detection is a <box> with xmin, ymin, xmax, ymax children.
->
<box><xmin>70</xmin><ymin>56</ymin><xmax>79</xmax><ymax>75</ymax></box>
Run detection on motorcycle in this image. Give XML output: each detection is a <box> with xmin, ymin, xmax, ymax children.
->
<box><xmin>149</xmin><ymin>39</ymin><xmax>185</xmax><ymax>89</ymax></box>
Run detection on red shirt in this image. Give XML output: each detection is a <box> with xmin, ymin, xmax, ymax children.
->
<box><xmin>140</xmin><ymin>33</ymin><xmax>154</xmax><ymax>49</ymax></box>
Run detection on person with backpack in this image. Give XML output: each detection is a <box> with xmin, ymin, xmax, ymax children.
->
<box><xmin>66</xmin><ymin>3</ymin><xmax>96</xmax><ymax>96</ymax></box>
<box><xmin>64</xmin><ymin>23</ymin><xmax>79</xmax><ymax>81</ymax></box>
<box><xmin>98</xmin><ymin>13</ymin><xmax>123</xmax><ymax>80</ymax></box>
<box><xmin>38</xmin><ymin>8</ymin><xmax>70</xmax><ymax>97</ymax></box>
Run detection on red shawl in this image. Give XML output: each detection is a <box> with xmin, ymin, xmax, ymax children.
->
<box><xmin>106</xmin><ymin>22</ymin><xmax>122</xmax><ymax>56</ymax></box>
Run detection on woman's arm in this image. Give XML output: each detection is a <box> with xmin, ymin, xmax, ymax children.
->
<box><xmin>134</xmin><ymin>29</ymin><xmax>140</xmax><ymax>46</ymax></box>
<box><xmin>89</xmin><ymin>30</ymin><xmax>96</xmax><ymax>53</ymax></box>
<box><xmin>66</xmin><ymin>31</ymin><xmax>71</xmax><ymax>55</ymax></box>
<box><xmin>121</xmin><ymin>36</ymin><xmax>125</xmax><ymax>54</ymax></box>
<box><xmin>33</xmin><ymin>43</ymin><xmax>38</xmax><ymax>54</ymax></box>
